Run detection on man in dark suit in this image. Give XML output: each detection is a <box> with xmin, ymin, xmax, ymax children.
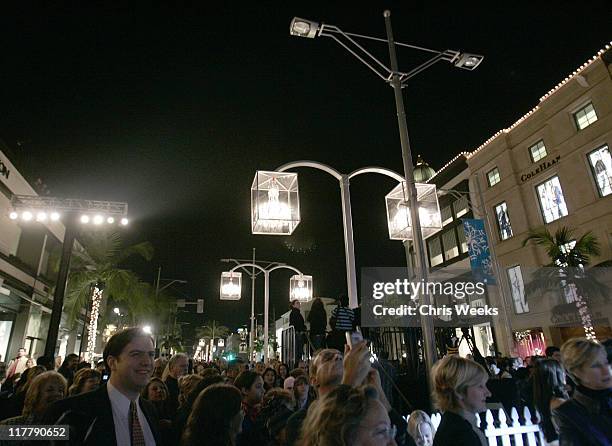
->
<box><xmin>45</xmin><ymin>327</ymin><xmax>163</xmax><ymax>446</ymax></box>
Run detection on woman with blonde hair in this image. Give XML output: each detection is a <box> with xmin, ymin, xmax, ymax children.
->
<box><xmin>299</xmin><ymin>384</ymin><xmax>396</xmax><ymax>446</ymax></box>
<box><xmin>431</xmin><ymin>355</ymin><xmax>490</xmax><ymax>446</ymax></box>
<box><xmin>407</xmin><ymin>410</ymin><xmax>435</xmax><ymax>446</ymax></box>
<box><xmin>0</xmin><ymin>371</ymin><xmax>66</xmax><ymax>426</ymax></box>
<box><xmin>552</xmin><ymin>337</ymin><xmax>612</xmax><ymax>445</ymax></box>
<box><xmin>68</xmin><ymin>368</ymin><xmax>101</xmax><ymax>395</ymax></box>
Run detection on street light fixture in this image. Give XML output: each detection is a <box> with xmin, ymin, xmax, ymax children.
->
<box><xmin>219</xmin><ymin>261</ymin><xmax>312</xmax><ymax>361</ymax></box>
<box><xmin>289</xmin><ymin>17</ymin><xmax>320</xmax><ymax>38</ymax></box>
<box><xmin>385</xmin><ymin>182</ymin><xmax>442</xmax><ymax>240</ymax></box>
<box><xmin>251</xmin><ymin>171</ymin><xmax>300</xmax><ymax>235</ymax></box>
<box><xmin>289</xmin><ymin>11</ymin><xmax>483</xmax><ymax>375</ymax></box>
<box><xmin>220</xmin><ymin>272</ymin><xmax>242</xmax><ymax>300</ymax></box>
<box><xmin>289</xmin><ymin>274</ymin><xmax>313</xmax><ymax>302</ymax></box>
<box><xmin>289</xmin><ymin>15</ymin><xmax>483</xmax><ymax>84</ymax></box>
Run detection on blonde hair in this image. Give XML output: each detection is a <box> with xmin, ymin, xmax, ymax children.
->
<box><xmin>408</xmin><ymin>410</ymin><xmax>436</xmax><ymax>442</ymax></box>
<box><xmin>561</xmin><ymin>337</ymin><xmax>605</xmax><ymax>385</ymax></box>
<box><xmin>299</xmin><ymin>385</ymin><xmax>378</xmax><ymax>446</ymax></box>
<box><xmin>432</xmin><ymin>355</ymin><xmax>488</xmax><ymax>412</ymax></box>
<box><xmin>23</xmin><ymin>371</ymin><xmax>67</xmax><ymax>416</ymax></box>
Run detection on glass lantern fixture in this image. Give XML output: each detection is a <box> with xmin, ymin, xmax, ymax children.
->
<box><xmin>220</xmin><ymin>272</ymin><xmax>242</xmax><ymax>300</ymax></box>
<box><xmin>289</xmin><ymin>274</ymin><xmax>313</xmax><ymax>302</ymax></box>
<box><xmin>385</xmin><ymin>182</ymin><xmax>442</xmax><ymax>240</ymax></box>
<box><xmin>251</xmin><ymin>171</ymin><xmax>300</xmax><ymax>235</ymax></box>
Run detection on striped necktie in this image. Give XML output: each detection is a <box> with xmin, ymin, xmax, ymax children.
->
<box><xmin>129</xmin><ymin>400</ymin><xmax>146</xmax><ymax>446</ymax></box>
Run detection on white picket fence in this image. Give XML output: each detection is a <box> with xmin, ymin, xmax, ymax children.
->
<box><xmin>406</xmin><ymin>406</ymin><xmax>547</xmax><ymax>446</ymax></box>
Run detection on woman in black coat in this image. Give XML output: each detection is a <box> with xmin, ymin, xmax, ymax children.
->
<box><xmin>552</xmin><ymin>337</ymin><xmax>612</xmax><ymax>446</ymax></box>
<box><xmin>431</xmin><ymin>355</ymin><xmax>491</xmax><ymax>446</ymax></box>
<box><xmin>307</xmin><ymin>298</ymin><xmax>327</xmax><ymax>351</ymax></box>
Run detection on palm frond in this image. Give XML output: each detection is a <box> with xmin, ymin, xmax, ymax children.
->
<box><xmin>115</xmin><ymin>241</ymin><xmax>154</xmax><ymax>264</ymax></box>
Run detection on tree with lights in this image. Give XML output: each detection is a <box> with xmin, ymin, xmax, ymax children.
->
<box><xmin>64</xmin><ymin>230</ymin><xmax>153</xmax><ymax>361</ymax></box>
<box><xmin>523</xmin><ymin>227</ymin><xmax>610</xmax><ymax>340</ymax></box>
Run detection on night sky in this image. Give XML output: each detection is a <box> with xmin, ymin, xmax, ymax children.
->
<box><xmin>1</xmin><ymin>3</ymin><xmax>610</xmax><ymax>343</ymax></box>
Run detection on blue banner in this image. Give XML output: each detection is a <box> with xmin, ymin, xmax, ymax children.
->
<box><xmin>462</xmin><ymin>219</ymin><xmax>496</xmax><ymax>285</ymax></box>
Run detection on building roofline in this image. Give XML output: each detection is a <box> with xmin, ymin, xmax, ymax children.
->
<box><xmin>466</xmin><ymin>41</ymin><xmax>611</xmax><ymax>160</ymax></box>
<box><xmin>425</xmin><ymin>151</ymin><xmax>469</xmax><ymax>183</ymax></box>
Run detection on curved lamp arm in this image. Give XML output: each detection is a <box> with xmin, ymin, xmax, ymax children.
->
<box><xmin>276</xmin><ymin>160</ymin><xmax>343</xmax><ymax>180</ymax></box>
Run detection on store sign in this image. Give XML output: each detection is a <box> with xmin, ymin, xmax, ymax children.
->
<box><xmin>520</xmin><ymin>155</ymin><xmax>561</xmax><ymax>182</ymax></box>
<box><xmin>0</xmin><ymin>159</ymin><xmax>10</xmax><ymax>180</ymax></box>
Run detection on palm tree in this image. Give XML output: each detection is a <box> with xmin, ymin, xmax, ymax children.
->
<box><xmin>196</xmin><ymin>321</ymin><xmax>230</xmax><ymax>361</ymax></box>
<box><xmin>64</xmin><ymin>230</ymin><xmax>153</xmax><ymax>359</ymax></box>
<box><xmin>523</xmin><ymin>226</ymin><xmax>610</xmax><ymax>340</ymax></box>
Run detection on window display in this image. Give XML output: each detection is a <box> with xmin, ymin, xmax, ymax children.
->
<box><xmin>494</xmin><ymin>202</ymin><xmax>513</xmax><ymax>240</ymax></box>
<box><xmin>536</xmin><ymin>176</ymin><xmax>568</xmax><ymax>223</ymax></box>
<box><xmin>588</xmin><ymin>145</ymin><xmax>612</xmax><ymax>197</ymax></box>
<box><xmin>507</xmin><ymin>265</ymin><xmax>529</xmax><ymax>314</ymax></box>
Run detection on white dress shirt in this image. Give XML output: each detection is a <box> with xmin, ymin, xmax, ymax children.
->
<box><xmin>107</xmin><ymin>381</ymin><xmax>156</xmax><ymax>446</ymax></box>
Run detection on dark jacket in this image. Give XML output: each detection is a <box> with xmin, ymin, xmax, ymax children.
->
<box><xmin>433</xmin><ymin>411</ymin><xmax>486</xmax><ymax>446</ymax></box>
<box><xmin>307</xmin><ymin>306</ymin><xmax>327</xmax><ymax>336</ymax></box>
<box><xmin>290</xmin><ymin>308</ymin><xmax>306</xmax><ymax>332</ymax></box>
<box><xmin>552</xmin><ymin>387</ymin><xmax>612</xmax><ymax>446</ymax></box>
<box><xmin>43</xmin><ymin>384</ymin><xmax>163</xmax><ymax>446</ymax></box>
<box><xmin>163</xmin><ymin>375</ymin><xmax>179</xmax><ymax>418</ymax></box>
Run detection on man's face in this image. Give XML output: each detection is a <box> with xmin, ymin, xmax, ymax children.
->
<box><xmin>68</xmin><ymin>357</ymin><xmax>79</xmax><ymax>370</ymax></box>
<box><xmin>313</xmin><ymin>349</ymin><xmax>343</xmax><ymax>388</ymax></box>
<box><xmin>18</xmin><ymin>349</ymin><xmax>26</xmax><ymax>358</ymax></box>
<box><xmin>170</xmin><ymin>357</ymin><xmax>189</xmax><ymax>378</ymax></box>
<box><xmin>108</xmin><ymin>336</ymin><xmax>155</xmax><ymax>392</ymax></box>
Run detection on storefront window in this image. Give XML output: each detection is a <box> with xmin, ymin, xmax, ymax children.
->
<box><xmin>536</xmin><ymin>176</ymin><xmax>568</xmax><ymax>223</ymax></box>
<box><xmin>507</xmin><ymin>265</ymin><xmax>529</xmax><ymax>314</ymax></box>
<box><xmin>588</xmin><ymin>145</ymin><xmax>612</xmax><ymax>197</ymax></box>
<box><xmin>494</xmin><ymin>202</ymin><xmax>513</xmax><ymax>240</ymax></box>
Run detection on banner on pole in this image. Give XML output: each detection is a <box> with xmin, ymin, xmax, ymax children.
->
<box><xmin>462</xmin><ymin>218</ymin><xmax>496</xmax><ymax>285</ymax></box>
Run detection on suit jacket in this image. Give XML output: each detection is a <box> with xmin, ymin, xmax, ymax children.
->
<box><xmin>43</xmin><ymin>384</ymin><xmax>163</xmax><ymax>446</ymax></box>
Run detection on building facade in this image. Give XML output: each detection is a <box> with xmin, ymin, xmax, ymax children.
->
<box><xmin>0</xmin><ymin>144</ymin><xmax>83</xmax><ymax>366</ymax></box>
<box><xmin>465</xmin><ymin>44</ymin><xmax>612</xmax><ymax>355</ymax></box>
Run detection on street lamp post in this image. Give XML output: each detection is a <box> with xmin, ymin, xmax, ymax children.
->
<box><xmin>272</xmin><ymin>161</ymin><xmax>406</xmax><ymax>311</ymax></box>
<box><xmin>220</xmin><ymin>262</ymin><xmax>312</xmax><ymax>362</ymax></box>
<box><xmin>221</xmin><ymin>255</ymin><xmax>284</xmax><ymax>361</ymax></box>
<box><xmin>9</xmin><ymin>195</ymin><xmax>129</xmax><ymax>358</ymax></box>
<box><xmin>289</xmin><ymin>11</ymin><xmax>483</xmax><ymax>372</ymax></box>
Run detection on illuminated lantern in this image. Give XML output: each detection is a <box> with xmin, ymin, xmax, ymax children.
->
<box><xmin>251</xmin><ymin>171</ymin><xmax>300</xmax><ymax>235</ymax></box>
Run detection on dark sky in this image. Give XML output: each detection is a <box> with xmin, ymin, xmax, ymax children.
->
<box><xmin>1</xmin><ymin>3</ymin><xmax>610</xmax><ymax>341</ymax></box>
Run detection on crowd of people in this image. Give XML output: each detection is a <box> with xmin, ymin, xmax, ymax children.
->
<box><xmin>0</xmin><ymin>326</ymin><xmax>610</xmax><ymax>445</ymax></box>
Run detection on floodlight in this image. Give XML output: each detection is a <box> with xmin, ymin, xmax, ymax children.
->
<box><xmin>93</xmin><ymin>215</ymin><xmax>104</xmax><ymax>225</ymax></box>
<box><xmin>454</xmin><ymin>53</ymin><xmax>484</xmax><ymax>70</ymax></box>
<box><xmin>107</xmin><ymin>216</ymin><xmax>115</xmax><ymax>224</ymax></box>
<box><xmin>9</xmin><ymin>211</ymin><xmax>18</xmax><ymax>220</ymax></box>
<box><xmin>120</xmin><ymin>218</ymin><xmax>129</xmax><ymax>226</ymax></box>
<box><xmin>22</xmin><ymin>211</ymin><xmax>33</xmax><ymax>221</ymax></box>
<box><xmin>290</xmin><ymin>17</ymin><xmax>319</xmax><ymax>38</ymax></box>
<box><xmin>80</xmin><ymin>215</ymin><xmax>90</xmax><ymax>224</ymax></box>
<box><xmin>50</xmin><ymin>212</ymin><xmax>60</xmax><ymax>221</ymax></box>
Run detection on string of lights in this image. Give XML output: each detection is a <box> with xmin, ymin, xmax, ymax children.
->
<box><xmin>86</xmin><ymin>285</ymin><xmax>103</xmax><ymax>362</ymax></box>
